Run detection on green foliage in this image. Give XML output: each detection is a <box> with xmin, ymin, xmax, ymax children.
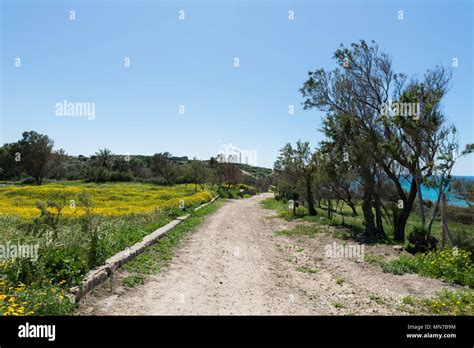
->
<box><xmin>124</xmin><ymin>254</ymin><xmax>160</xmax><ymax>274</ymax></box>
<box><xmin>39</xmin><ymin>247</ymin><xmax>89</xmax><ymax>287</ymax></box>
<box><xmin>123</xmin><ymin>275</ymin><xmax>145</xmax><ymax>288</ymax></box>
<box><xmin>296</xmin><ymin>266</ymin><xmax>318</xmax><ymax>274</ymax></box>
<box><xmin>421</xmin><ymin>290</ymin><xmax>474</xmax><ymax>315</ymax></box>
<box><xmin>1</xmin><ymin>258</ymin><xmax>38</xmax><ymax>286</ymax></box>
<box><xmin>17</xmin><ymin>283</ymin><xmax>76</xmax><ymax>315</ymax></box>
<box><xmin>407</xmin><ymin>225</ymin><xmax>437</xmax><ymax>253</ymax></box>
<box><xmin>402</xmin><ymin>290</ymin><xmax>474</xmax><ymax>316</ymax></box>
<box><xmin>364</xmin><ymin>253</ymin><xmax>386</xmax><ymax>265</ymax></box>
<box><xmin>382</xmin><ymin>255</ymin><xmax>418</xmax><ymax>275</ymax></box>
<box><xmin>275</xmin><ymin>224</ymin><xmax>320</xmax><ymax>237</ymax></box>
<box><xmin>383</xmin><ymin>247</ymin><xmax>474</xmax><ymax>287</ymax></box>
<box><xmin>450</xmin><ymin>228</ymin><xmax>474</xmax><ymax>262</ymax></box>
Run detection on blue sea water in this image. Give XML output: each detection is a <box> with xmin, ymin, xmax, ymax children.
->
<box><xmin>400</xmin><ymin>176</ymin><xmax>473</xmax><ymax>207</ymax></box>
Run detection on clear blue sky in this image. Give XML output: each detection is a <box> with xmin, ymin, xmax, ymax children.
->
<box><xmin>1</xmin><ymin>0</ymin><xmax>473</xmax><ymax>174</ymax></box>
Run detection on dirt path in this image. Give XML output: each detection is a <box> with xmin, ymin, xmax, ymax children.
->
<box><xmin>79</xmin><ymin>193</ymin><xmax>460</xmax><ymax>315</ymax></box>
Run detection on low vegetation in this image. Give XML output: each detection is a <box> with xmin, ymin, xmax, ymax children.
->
<box><xmin>0</xmin><ymin>181</ymin><xmax>242</xmax><ymax>315</ymax></box>
<box><xmin>402</xmin><ymin>290</ymin><xmax>474</xmax><ymax>316</ymax></box>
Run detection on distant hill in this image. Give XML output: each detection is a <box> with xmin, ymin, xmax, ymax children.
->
<box><xmin>238</xmin><ymin>163</ymin><xmax>273</xmax><ymax>179</ymax></box>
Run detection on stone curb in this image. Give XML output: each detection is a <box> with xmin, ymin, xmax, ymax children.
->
<box><xmin>70</xmin><ymin>195</ymin><xmax>219</xmax><ymax>302</ymax></box>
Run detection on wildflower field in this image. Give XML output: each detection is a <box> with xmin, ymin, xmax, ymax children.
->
<box><xmin>0</xmin><ymin>182</ymin><xmax>216</xmax><ymax>315</ymax></box>
<box><xmin>0</xmin><ymin>182</ymin><xmax>213</xmax><ymax>219</ymax></box>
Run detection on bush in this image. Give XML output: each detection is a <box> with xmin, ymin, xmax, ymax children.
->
<box><xmin>421</xmin><ymin>290</ymin><xmax>474</xmax><ymax>316</ymax></box>
<box><xmin>450</xmin><ymin>229</ymin><xmax>474</xmax><ymax>262</ymax></box>
<box><xmin>384</xmin><ymin>247</ymin><xmax>474</xmax><ymax>287</ymax></box>
<box><xmin>108</xmin><ymin>171</ymin><xmax>134</xmax><ymax>182</ymax></box>
<box><xmin>16</xmin><ymin>177</ymin><xmax>37</xmax><ymax>185</ymax></box>
<box><xmin>382</xmin><ymin>254</ymin><xmax>418</xmax><ymax>275</ymax></box>
<box><xmin>1</xmin><ymin>258</ymin><xmax>38</xmax><ymax>286</ymax></box>
<box><xmin>407</xmin><ymin>225</ymin><xmax>437</xmax><ymax>253</ymax></box>
<box><xmin>0</xmin><ymin>280</ymin><xmax>76</xmax><ymax>316</ymax></box>
<box><xmin>295</xmin><ymin>206</ymin><xmax>308</xmax><ymax>217</ymax></box>
<box><xmin>39</xmin><ymin>247</ymin><xmax>89</xmax><ymax>287</ymax></box>
<box><xmin>85</xmin><ymin>167</ymin><xmax>109</xmax><ymax>183</ymax></box>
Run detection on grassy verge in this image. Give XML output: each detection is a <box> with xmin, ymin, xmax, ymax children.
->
<box><xmin>402</xmin><ymin>290</ymin><xmax>474</xmax><ymax>316</ymax></box>
<box><xmin>122</xmin><ymin>199</ymin><xmax>224</xmax><ymax>288</ymax></box>
<box><xmin>261</xmin><ymin>197</ymin><xmax>474</xmax><ymax>248</ymax></box>
<box><xmin>0</xmin><ymin>188</ymin><xmax>219</xmax><ymax>316</ymax></box>
<box><xmin>365</xmin><ymin>247</ymin><xmax>473</xmax><ymax>288</ymax></box>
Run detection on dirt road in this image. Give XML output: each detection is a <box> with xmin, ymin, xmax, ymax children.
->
<box><xmin>80</xmin><ymin>193</ymin><xmax>459</xmax><ymax>315</ymax></box>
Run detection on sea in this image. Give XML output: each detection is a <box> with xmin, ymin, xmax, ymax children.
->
<box><xmin>400</xmin><ymin>176</ymin><xmax>473</xmax><ymax>207</ymax></box>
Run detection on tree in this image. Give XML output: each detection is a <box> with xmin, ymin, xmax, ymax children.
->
<box><xmin>425</xmin><ymin>141</ymin><xmax>474</xmax><ymax>235</ymax></box>
<box><xmin>0</xmin><ymin>144</ymin><xmax>22</xmax><ymax>180</ymax></box>
<box><xmin>274</xmin><ymin>141</ymin><xmax>317</xmax><ymax>215</ymax></box>
<box><xmin>217</xmin><ymin>161</ymin><xmax>241</xmax><ymax>191</ymax></box>
<box><xmin>315</xmin><ymin>147</ymin><xmax>358</xmax><ymax>216</ymax></box>
<box><xmin>151</xmin><ymin>152</ymin><xmax>177</xmax><ymax>185</ymax></box>
<box><xmin>188</xmin><ymin>158</ymin><xmax>208</xmax><ymax>191</ymax></box>
<box><xmin>94</xmin><ymin>148</ymin><xmax>113</xmax><ymax>170</ymax></box>
<box><xmin>14</xmin><ymin>131</ymin><xmax>65</xmax><ymax>185</ymax></box>
<box><xmin>300</xmin><ymin>40</ymin><xmax>456</xmax><ymax>242</ymax></box>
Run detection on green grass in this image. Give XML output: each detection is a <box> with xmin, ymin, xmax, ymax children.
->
<box><xmin>264</xmin><ymin>197</ymin><xmax>474</xmax><ymax>288</ymax></box>
<box><xmin>365</xmin><ymin>248</ymin><xmax>474</xmax><ymax>288</ymax></box>
<box><xmin>364</xmin><ymin>254</ymin><xmax>386</xmax><ymax>265</ymax></box>
<box><xmin>332</xmin><ymin>302</ymin><xmax>346</xmax><ymax>309</ymax></box>
<box><xmin>122</xmin><ymin>274</ymin><xmax>145</xmax><ymax>288</ymax></box>
<box><xmin>261</xmin><ymin>197</ymin><xmax>474</xmax><ymax>247</ymax></box>
<box><xmin>383</xmin><ymin>248</ymin><xmax>474</xmax><ymax>287</ymax></box>
<box><xmin>296</xmin><ymin>266</ymin><xmax>318</xmax><ymax>274</ymax></box>
<box><xmin>123</xmin><ymin>254</ymin><xmax>161</xmax><ymax>274</ymax></box>
<box><xmin>0</xmin><ymin>193</ymin><xmax>222</xmax><ymax>315</ymax></box>
<box><xmin>261</xmin><ymin>197</ymin><xmax>286</xmax><ymax>213</ymax></box>
<box><xmin>402</xmin><ymin>290</ymin><xmax>474</xmax><ymax>316</ymax></box>
<box><xmin>369</xmin><ymin>293</ymin><xmax>386</xmax><ymax>305</ymax></box>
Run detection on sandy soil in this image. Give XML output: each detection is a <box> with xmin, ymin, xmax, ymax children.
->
<box><xmin>79</xmin><ymin>193</ymin><xmax>461</xmax><ymax>315</ymax></box>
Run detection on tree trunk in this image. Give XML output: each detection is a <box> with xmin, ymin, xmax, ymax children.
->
<box><xmin>393</xmin><ymin>180</ymin><xmax>417</xmax><ymax>242</ymax></box>
<box><xmin>374</xmin><ymin>198</ymin><xmax>384</xmax><ymax>235</ymax></box>
<box><xmin>414</xmin><ymin>172</ymin><xmax>426</xmax><ymax>227</ymax></box>
<box><xmin>362</xmin><ymin>185</ymin><xmax>377</xmax><ymax>236</ymax></box>
<box><xmin>374</xmin><ymin>181</ymin><xmax>385</xmax><ymax>236</ymax></box>
<box><xmin>348</xmin><ymin>202</ymin><xmax>358</xmax><ymax>216</ymax></box>
<box><xmin>306</xmin><ymin>176</ymin><xmax>317</xmax><ymax>216</ymax></box>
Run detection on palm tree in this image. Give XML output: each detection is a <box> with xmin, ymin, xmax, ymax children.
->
<box><xmin>95</xmin><ymin>148</ymin><xmax>113</xmax><ymax>170</ymax></box>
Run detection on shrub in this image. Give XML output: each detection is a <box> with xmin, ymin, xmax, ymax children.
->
<box><xmin>384</xmin><ymin>247</ymin><xmax>474</xmax><ymax>287</ymax></box>
<box><xmin>85</xmin><ymin>167</ymin><xmax>109</xmax><ymax>183</ymax></box>
<box><xmin>450</xmin><ymin>229</ymin><xmax>474</xmax><ymax>261</ymax></box>
<box><xmin>16</xmin><ymin>177</ymin><xmax>37</xmax><ymax>185</ymax></box>
<box><xmin>12</xmin><ymin>282</ymin><xmax>76</xmax><ymax>315</ymax></box>
<box><xmin>421</xmin><ymin>290</ymin><xmax>474</xmax><ymax>316</ymax></box>
<box><xmin>407</xmin><ymin>225</ymin><xmax>437</xmax><ymax>253</ymax></box>
<box><xmin>294</xmin><ymin>206</ymin><xmax>308</xmax><ymax>217</ymax></box>
<box><xmin>382</xmin><ymin>254</ymin><xmax>418</xmax><ymax>275</ymax></box>
<box><xmin>1</xmin><ymin>258</ymin><xmax>39</xmax><ymax>286</ymax></box>
<box><xmin>39</xmin><ymin>247</ymin><xmax>88</xmax><ymax>287</ymax></box>
<box><xmin>108</xmin><ymin>171</ymin><xmax>134</xmax><ymax>182</ymax></box>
